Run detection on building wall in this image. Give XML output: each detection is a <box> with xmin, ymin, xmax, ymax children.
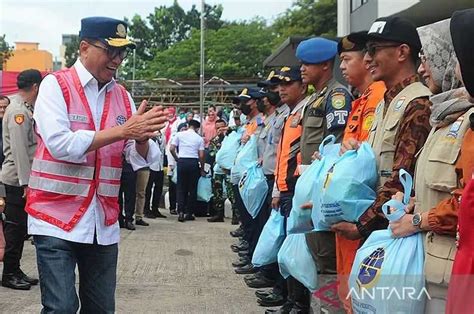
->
<box><xmin>4</xmin><ymin>42</ymin><xmax>53</xmax><ymax>72</ymax></box>
<box><xmin>349</xmin><ymin>0</ymin><xmax>378</xmax><ymax>32</ymax></box>
<box><xmin>378</xmin><ymin>0</ymin><xmax>420</xmax><ymax>17</ymax></box>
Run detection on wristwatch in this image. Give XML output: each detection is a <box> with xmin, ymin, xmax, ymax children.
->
<box><xmin>412</xmin><ymin>213</ymin><xmax>422</xmax><ymax>229</ymax></box>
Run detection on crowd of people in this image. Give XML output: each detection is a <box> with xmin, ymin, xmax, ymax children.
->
<box><xmin>0</xmin><ymin>8</ymin><xmax>473</xmax><ymax>313</ymax></box>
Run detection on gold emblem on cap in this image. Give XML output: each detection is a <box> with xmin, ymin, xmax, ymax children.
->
<box><xmin>240</xmin><ymin>88</ymin><xmax>248</xmax><ymax>96</ymax></box>
<box><xmin>266</xmin><ymin>71</ymin><xmax>275</xmax><ymax>81</ymax></box>
<box><xmin>280</xmin><ymin>66</ymin><xmax>291</xmax><ymax>72</ymax></box>
<box><xmin>116</xmin><ymin>24</ymin><xmax>127</xmax><ymax>38</ymax></box>
<box><xmin>342</xmin><ymin>37</ymin><xmax>355</xmax><ymax>50</ymax></box>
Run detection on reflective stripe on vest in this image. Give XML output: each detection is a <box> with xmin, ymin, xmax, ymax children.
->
<box><xmin>99</xmin><ymin>166</ymin><xmax>122</xmax><ymax>181</ymax></box>
<box><xmin>31</xmin><ymin>158</ymin><xmax>95</xmax><ymax>179</ymax></box>
<box><xmin>29</xmin><ymin>176</ymin><xmax>90</xmax><ymax>197</ymax></box>
<box><xmin>97</xmin><ymin>183</ymin><xmax>120</xmax><ymax>197</ymax></box>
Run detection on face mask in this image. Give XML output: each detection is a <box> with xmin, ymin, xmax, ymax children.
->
<box><xmin>179</xmin><ymin>113</ymin><xmax>186</xmax><ymax>119</ymax></box>
<box><xmin>257</xmin><ymin>100</ymin><xmax>266</xmax><ymax>113</ymax></box>
<box><xmin>241</xmin><ymin>103</ymin><xmax>252</xmax><ymax>115</ymax></box>
<box><xmin>266</xmin><ymin>91</ymin><xmax>281</xmax><ymax>106</ymax></box>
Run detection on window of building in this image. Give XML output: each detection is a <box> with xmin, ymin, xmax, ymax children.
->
<box><xmin>351</xmin><ymin>0</ymin><xmax>369</xmax><ymax>12</ymax></box>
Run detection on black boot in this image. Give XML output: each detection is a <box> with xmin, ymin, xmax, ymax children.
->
<box><xmin>207</xmin><ymin>214</ymin><xmax>224</xmax><ymax>222</ymax></box>
<box><xmin>178</xmin><ymin>212</ymin><xmax>185</xmax><ymax>222</ymax></box>
<box><xmin>1</xmin><ymin>273</ymin><xmax>31</xmax><ymax>290</ymax></box>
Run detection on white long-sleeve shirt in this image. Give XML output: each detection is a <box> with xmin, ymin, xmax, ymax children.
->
<box><xmin>28</xmin><ymin>59</ymin><xmax>159</xmax><ymax>245</ymax></box>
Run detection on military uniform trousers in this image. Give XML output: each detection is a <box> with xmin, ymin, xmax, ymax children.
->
<box><xmin>212</xmin><ymin>174</ymin><xmax>226</xmax><ymax>218</ymax></box>
<box><xmin>2</xmin><ymin>184</ymin><xmax>27</xmax><ymax>275</ymax></box>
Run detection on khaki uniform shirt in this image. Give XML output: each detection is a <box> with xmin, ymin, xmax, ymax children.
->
<box><xmin>300</xmin><ymin>78</ymin><xmax>353</xmax><ymax>164</ymax></box>
<box><xmin>1</xmin><ymin>95</ymin><xmax>37</xmax><ymax>187</ymax></box>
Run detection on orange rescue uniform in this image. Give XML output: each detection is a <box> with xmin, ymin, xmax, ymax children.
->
<box><xmin>337</xmin><ymin>81</ymin><xmax>386</xmax><ymax>313</ymax></box>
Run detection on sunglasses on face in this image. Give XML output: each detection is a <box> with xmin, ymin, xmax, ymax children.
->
<box><xmin>365</xmin><ymin>43</ymin><xmax>401</xmax><ymax>57</ymax></box>
<box><xmin>88</xmin><ymin>41</ymin><xmax>130</xmax><ymax>60</ymax></box>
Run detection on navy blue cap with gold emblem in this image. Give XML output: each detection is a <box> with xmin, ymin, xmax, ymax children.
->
<box><xmin>233</xmin><ymin>87</ymin><xmax>266</xmax><ymax>103</ymax></box>
<box><xmin>338</xmin><ymin>31</ymin><xmax>368</xmax><ymax>54</ymax></box>
<box><xmin>79</xmin><ymin>16</ymin><xmax>136</xmax><ymax>49</ymax></box>
<box><xmin>272</xmin><ymin>66</ymin><xmax>302</xmax><ymax>83</ymax></box>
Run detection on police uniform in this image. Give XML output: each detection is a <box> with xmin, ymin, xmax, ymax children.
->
<box><xmin>300</xmin><ymin>79</ymin><xmax>353</xmax><ymax>164</ymax></box>
<box><xmin>295</xmin><ymin>38</ymin><xmax>353</xmax><ymax>308</ymax></box>
<box><xmin>1</xmin><ymin>93</ymin><xmax>37</xmax><ymax>286</ymax></box>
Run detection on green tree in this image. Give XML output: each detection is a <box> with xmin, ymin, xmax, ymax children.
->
<box><xmin>0</xmin><ymin>34</ymin><xmax>13</xmax><ymax>70</ymax></box>
<box><xmin>64</xmin><ymin>35</ymin><xmax>80</xmax><ymax>68</ymax></box>
<box><xmin>144</xmin><ymin>20</ymin><xmax>275</xmax><ymax>79</ymax></box>
<box><xmin>272</xmin><ymin>0</ymin><xmax>337</xmax><ymax>45</ymax></box>
<box><xmin>121</xmin><ymin>0</ymin><xmax>225</xmax><ymax>79</ymax></box>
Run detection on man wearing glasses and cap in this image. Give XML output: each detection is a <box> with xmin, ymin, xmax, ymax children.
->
<box><xmin>25</xmin><ymin>17</ymin><xmax>166</xmax><ymax>312</ymax></box>
<box><xmin>334</xmin><ymin>16</ymin><xmax>432</xmax><ymax>263</ymax></box>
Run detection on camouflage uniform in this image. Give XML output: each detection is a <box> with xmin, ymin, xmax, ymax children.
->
<box><xmin>209</xmin><ymin>134</ymin><xmax>226</xmax><ymax>219</ymax></box>
<box><xmin>209</xmin><ymin>131</ymin><xmax>239</xmax><ymax>222</ymax></box>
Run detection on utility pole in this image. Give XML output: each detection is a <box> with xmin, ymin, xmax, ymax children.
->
<box><xmin>199</xmin><ymin>0</ymin><xmax>205</xmax><ymax>135</ymax></box>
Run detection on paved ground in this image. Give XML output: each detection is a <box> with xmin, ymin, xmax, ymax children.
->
<box><xmin>0</xmin><ymin>215</ymin><xmax>265</xmax><ymax>313</ymax></box>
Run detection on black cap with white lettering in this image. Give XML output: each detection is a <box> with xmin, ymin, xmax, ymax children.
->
<box><xmin>348</xmin><ymin>16</ymin><xmax>422</xmax><ymax>55</ymax></box>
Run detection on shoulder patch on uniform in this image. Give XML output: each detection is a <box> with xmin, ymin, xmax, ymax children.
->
<box><xmin>14</xmin><ymin>114</ymin><xmax>25</xmax><ymax>125</ymax></box>
<box><xmin>331</xmin><ymin>92</ymin><xmax>346</xmax><ymax>109</ymax></box>
<box><xmin>362</xmin><ymin>114</ymin><xmax>375</xmax><ymax>131</ymax></box>
<box><xmin>394</xmin><ymin>97</ymin><xmax>406</xmax><ymax>111</ymax></box>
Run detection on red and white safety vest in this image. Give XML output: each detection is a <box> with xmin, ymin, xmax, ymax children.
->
<box><xmin>25</xmin><ymin>67</ymin><xmax>132</xmax><ymax>231</ymax></box>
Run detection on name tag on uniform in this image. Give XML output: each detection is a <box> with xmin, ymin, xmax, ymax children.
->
<box><xmin>68</xmin><ymin>114</ymin><xmax>88</xmax><ymax>123</ymax></box>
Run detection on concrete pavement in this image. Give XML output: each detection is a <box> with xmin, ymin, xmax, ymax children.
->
<box><xmin>0</xmin><ymin>216</ymin><xmax>264</xmax><ymax>313</ymax></box>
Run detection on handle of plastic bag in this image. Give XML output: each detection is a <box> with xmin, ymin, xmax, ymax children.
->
<box><xmin>318</xmin><ymin>134</ymin><xmax>336</xmax><ymax>155</ymax></box>
<box><xmin>381</xmin><ymin>169</ymin><xmax>412</xmax><ymax>222</ymax></box>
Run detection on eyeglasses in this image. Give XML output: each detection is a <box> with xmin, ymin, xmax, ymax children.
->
<box><xmin>365</xmin><ymin>44</ymin><xmax>401</xmax><ymax>57</ymax></box>
<box><xmin>418</xmin><ymin>49</ymin><xmax>427</xmax><ymax>63</ymax></box>
<box><xmin>88</xmin><ymin>41</ymin><xmax>130</xmax><ymax>60</ymax></box>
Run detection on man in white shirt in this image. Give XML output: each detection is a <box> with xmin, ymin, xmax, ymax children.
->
<box><xmin>170</xmin><ymin>119</ymin><xmax>206</xmax><ymax>222</ymax></box>
<box><xmin>25</xmin><ymin>17</ymin><xmax>166</xmax><ymax>313</ymax></box>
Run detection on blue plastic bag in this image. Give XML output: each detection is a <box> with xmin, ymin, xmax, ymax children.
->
<box><xmin>231</xmin><ymin>135</ymin><xmax>258</xmax><ymax>184</ymax></box>
<box><xmin>216</xmin><ymin>130</ymin><xmax>242</xmax><ymax>170</ymax></box>
<box><xmin>197</xmin><ymin>175</ymin><xmax>213</xmax><ymax>202</ymax></box>
<box><xmin>278</xmin><ymin>233</ymin><xmax>318</xmax><ymax>292</ymax></box>
<box><xmin>239</xmin><ymin>163</ymin><xmax>268</xmax><ymax>219</ymax></box>
<box><xmin>171</xmin><ymin>165</ymin><xmax>178</xmax><ymax>184</ymax></box>
<box><xmin>313</xmin><ymin>142</ymin><xmax>377</xmax><ymax>230</ymax></box>
<box><xmin>287</xmin><ymin>135</ymin><xmax>340</xmax><ymax>234</ymax></box>
<box><xmin>252</xmin><ymin>209</ymin><xmax>285</xmax><ymax>267</ymax></box>
<box><xmin>349</xmin><ymin>170</ymin><xmax>426</xmax><ymax>314</ymax></box>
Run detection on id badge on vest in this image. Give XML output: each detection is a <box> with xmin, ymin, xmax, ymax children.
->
<box><xmin>290</xmin><ymin>112</ymin><xmax>301</xmax><ymax>128</ymax></box>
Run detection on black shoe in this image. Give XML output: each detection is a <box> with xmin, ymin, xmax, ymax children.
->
<box><xmin>261</xmin><ymin>298</ymin><xmax>291</xmax><ymax>311</ymax></box>
<box><xmin>135</xmin><ymin>219</ymin><xmax>149</xmax><ymax>226</ymax></box>
<box><xmin>154</xmin><ymin>210</ymin><xmax>167</xmax><ymax>218</ymax></box>
<box><xmin>238</xmin><ymin>250</ymin><xmax>250</xmax><ymax>258</ymax></box>
<box><xmin>184</xmin><ymin>214</ymin><xmax>195</xmax><ymax>221</ymax></box>
<box><xmin>230</xmin><ymin>227</ymin><xmax>244</xmax><ymax>237</ymax></box>
<box><xmin>170</xmin><ymin>209</ymin><xmax>178</xmax><ymax>215</ymax></box>
<box><xmin>245</xmin><ymin>275</ymin><xmax>276</xmax><ymax>289</ymax></box>
<box><xmin>232</xmin><ymin>257</ymin><xmax>250</xmax><ymax>268</ymax></box>
<box><xmin>234</xmin><ymin>263</ymin><xmax>257</xmax><ymax>275</ymax></box>
<box><xmin>144</xmin><ymin>213</ymin><xmax>157</xmax><ymax>219</ymax></box>
<box><xmin>125</xmin><ymin>221</ymin><xmax>136</xmax><ymax>230</ymax></box>
<box><xmin>178</xmin><ymin>213</ymin><xmax>185</xmax><ymax>222</ymax></box>
<box><xmin>231</xmin><ymin>241</ymin><xmax>249</xmax><ymax>252</ymax></box>
<box><xmin>1</xmin><ymin>273</ymin><xmax>31</xmax><ymax>290</ymax></box>
<box><xmin>255</xmin><ymin>289</ymin><xmax>273</xmax><ymax>299</ymax></box>
<box><xmin>207</xmin><ymin>215</ymin><xmax>224</xmax><ymax>222</ymax></box>
<box><xmin>18</xmin><ymin>270</ymin><xmax>39</xmax><ymax>286</ymax></box>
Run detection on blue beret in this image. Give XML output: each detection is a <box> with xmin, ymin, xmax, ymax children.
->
<box><xmin>80</xmin><ymin>17</ymin><xmax>135</xmax><ymax>49</ymax></box>
<box><xmin>296</xmin><ymin>37</ymin><xmax>337</xmax><ymax>64</ymax></box>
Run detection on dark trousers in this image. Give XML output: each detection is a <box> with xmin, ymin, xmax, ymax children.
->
<box><xmin>144</xmin><ymin>170</ymin><xmax>164</xmax><ymax>214</ymax></box>
<box><xmin>2</xmin><ymin>184</ymin><xmax>27</xmax><ymax>275</ymax></box>
<box><xmin>118</xmin><ymin>162</ymin><xmax>137</xmax><ymax>223</ymax></box>
<box><xmin>177</xmin><ymin>158</ymin><xmax>200</xmax><ymax>215</ymax></box>
<box><xmin>34</xmin><ymin>235</ymin><xmax>117</xmax><ymax>314</ymax></box>
<box><xmin>233</xmin><ymin>184</ymin><xmax>254</xmax><ymax>244</ymax></box>
<box><xmin>168</xmin><ymin>176</ymin><xmax>177</xmax><ymax>211</ymax></box>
